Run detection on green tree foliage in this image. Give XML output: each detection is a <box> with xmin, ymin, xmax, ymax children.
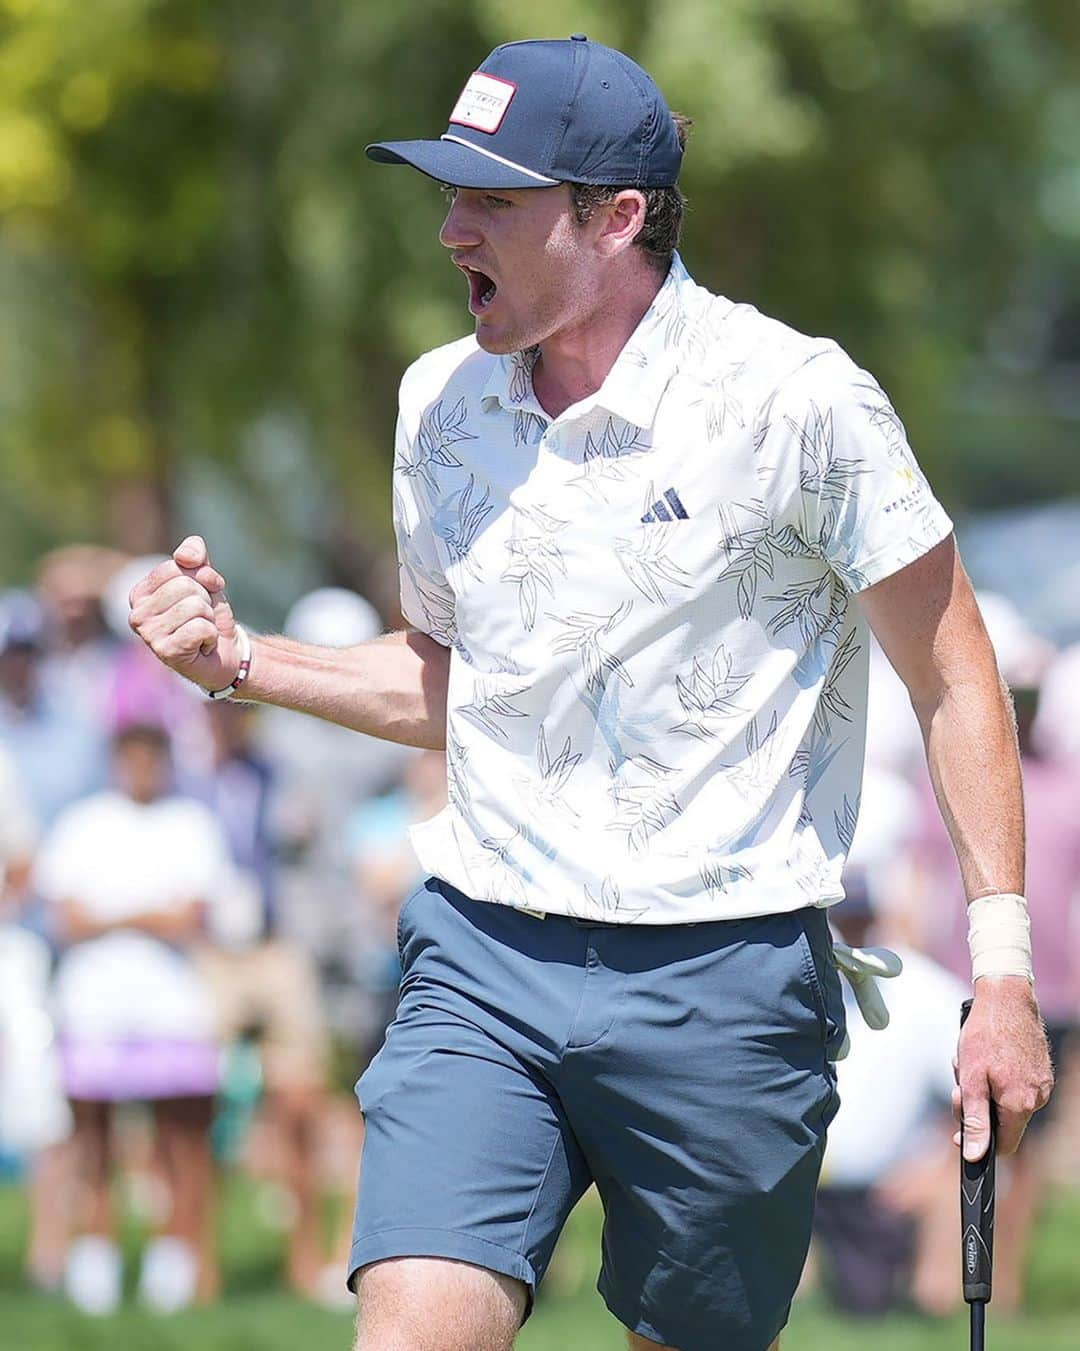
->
<box><xmin>0</xmin><ymin>0</ymin><xmax>1077</xmax><ymax>590</ymax></box>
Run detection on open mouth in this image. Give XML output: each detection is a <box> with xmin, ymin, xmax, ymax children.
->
<box><xmin>462</xmin><ymin>265</ymin><xmax>498</xmax><ymax>315</ymax></box>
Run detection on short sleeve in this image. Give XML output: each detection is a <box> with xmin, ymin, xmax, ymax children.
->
<box><xmin>781</xmin><ymin>353</ymin><xmax>953</xmax><ymax>592</ymax></box>
<box><xmin>392</xmin><ymin>412</ymin><xmax>457</xmax><ymax>647</ymax></box>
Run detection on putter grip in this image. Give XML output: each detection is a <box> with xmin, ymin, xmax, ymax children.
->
<box><xmin>960</xmin><ymin>998</ymin><xmax>996</xmax><ymax>1304</ymax></box>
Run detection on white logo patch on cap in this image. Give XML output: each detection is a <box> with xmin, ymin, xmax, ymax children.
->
<box><xmin>449</xmin><ymin>72</ymin><xmax>516</xmax><ymax>134</ymax></box>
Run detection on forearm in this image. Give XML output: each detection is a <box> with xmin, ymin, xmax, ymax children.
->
<box><xmin>914</xmin><ymin>672</ymin><xmax>1025</xmax><ymax>901</ymax></box>
<box><xmin>242</xmin><ymin>627</ymin><xmax>449</xmax><ymax>751</ymax></box>
<box><xmin>128</xmin><ymin>900</ymin><xmax>206</xmax><ymax>943</ymax></box>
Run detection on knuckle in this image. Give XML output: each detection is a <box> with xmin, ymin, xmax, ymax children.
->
<box><xmin>997</xmin><ymin>1090</ymin><xmax>1032</xmax><ymax>1118</ymax></box>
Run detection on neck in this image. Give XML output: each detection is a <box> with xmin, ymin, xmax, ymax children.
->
<box><xmin>531</xmin><ymin>263</ymin><xmax>664</xmax><ymax>419</ymax></box>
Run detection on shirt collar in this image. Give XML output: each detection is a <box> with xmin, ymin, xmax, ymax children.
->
<box><xmin>480</xmin><ymin>252</ymin><xmax>697</xmax><ymax>431</ymax></box>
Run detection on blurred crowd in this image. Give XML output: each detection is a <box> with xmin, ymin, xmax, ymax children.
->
<box><xmin>0</xmin><ymin>543</ymin><xmax>1078</xmax><ymax>1320</ymax></box>
<box><xmin>0</xmin><ymin>545</ymin><xmax>439</xmax><ymax>1313</ymax></box>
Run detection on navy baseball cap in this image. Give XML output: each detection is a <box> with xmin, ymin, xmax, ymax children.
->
<box><xmin>366</xmin><ymin>35</ymin><xmax>682</xmax><ymax>190</ymax></box>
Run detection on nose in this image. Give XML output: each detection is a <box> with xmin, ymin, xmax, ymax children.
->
<box><xmin>439</xmin><ymin>191</ymin><xmax>483</xmax><ymax>250</ymax></box>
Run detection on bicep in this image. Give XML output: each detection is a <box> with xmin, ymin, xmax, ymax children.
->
<box><xmin>853</xmin><ymin>533</ymin><xmax>999</xmax><ymax>712</ymax></box>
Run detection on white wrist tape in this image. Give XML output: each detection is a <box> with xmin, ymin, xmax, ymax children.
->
<box><xmin>967</xmin><ymin>893</ymin><xmax>1033</xmax><ymax>983</ymax></box>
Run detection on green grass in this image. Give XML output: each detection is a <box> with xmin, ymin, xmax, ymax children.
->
<box><xmin>1</xmin><ymin>1177</ymin><xmax>1078</xmax><ymax>1349</ymax></box>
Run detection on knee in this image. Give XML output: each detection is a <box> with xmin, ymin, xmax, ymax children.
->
<box><xmin>353</xmin><ymin>1257</ymin><xmax>526</xmax><ymax>1351</ymax></box>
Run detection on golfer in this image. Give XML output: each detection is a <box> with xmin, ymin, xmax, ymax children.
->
<box><xmin>129</xmin><ymin>36</ymin><xmax>1052</xmax><ymax>1351</ymax></box>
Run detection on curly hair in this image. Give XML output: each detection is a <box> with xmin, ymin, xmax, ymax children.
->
<box><xmin>569</xmin><ymin>112</ymin><xmax>691</xmax><ymax>275</ymax></box>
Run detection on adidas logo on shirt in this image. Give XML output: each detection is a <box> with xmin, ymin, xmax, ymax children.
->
<box><xmin>641</xmin><ymin>488</ymin><xmax>689</xmax><ymax>523</ymax></box>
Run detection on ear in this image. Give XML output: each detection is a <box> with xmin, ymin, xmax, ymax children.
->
<box><xmin>592</xmin><ymin>190</ymin><xmax>647</xmax><ymax>258</ymax></box>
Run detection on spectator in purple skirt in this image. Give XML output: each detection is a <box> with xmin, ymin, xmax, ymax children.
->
<box><xmin>35</xmin><ymin>723</ymin><xmax>231</xmax><ymax>1314</ymax></box>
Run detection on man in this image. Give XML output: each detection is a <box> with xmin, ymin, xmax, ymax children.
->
<box><xmin>129</xmin><ymin>36</ymin><xmax>1052</xmax><ymax>1351</ymax></box>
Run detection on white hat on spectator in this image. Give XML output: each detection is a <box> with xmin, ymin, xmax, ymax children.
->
<box><xmin>975</xmin><ymin>591</ymin><xmax>1055</xmax><ymax>689</ymax></box>
<box><xmin>284</xmin><ymin>588</ymin><xmax>382</xmax><ymax>648</ymax></box>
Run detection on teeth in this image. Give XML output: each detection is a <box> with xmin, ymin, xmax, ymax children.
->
<box><xmin>481</xmin><ymin>283</ymin><xmax>496</xmax><ymax>305</ymax></box>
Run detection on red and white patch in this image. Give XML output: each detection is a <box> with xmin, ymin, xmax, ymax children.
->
<box><xmin>449</xmin><ymin>72</ymin><xmax>517</xmax><ymax>134</ymax></box>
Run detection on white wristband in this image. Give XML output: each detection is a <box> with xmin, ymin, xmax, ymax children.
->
<box><xmin>967</xmin><ymin>892</ymin><xmax>1033</xmax><ymax>984</ymax></box>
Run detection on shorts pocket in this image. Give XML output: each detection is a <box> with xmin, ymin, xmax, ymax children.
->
<box><xmin>793</xmin><ymin>908</ymin><xmax>847</xmax><ymax>1062</ymax></box>
<box><xmin>396</xmin><ymin>879</ymin><xmax>432</xmax><ymax>963</ymax></box>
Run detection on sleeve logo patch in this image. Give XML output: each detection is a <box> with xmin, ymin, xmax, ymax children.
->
<box><xmin>449</xmin><ymin>72</ymin><xmax>517</xmax><ymax>134</ymax></box>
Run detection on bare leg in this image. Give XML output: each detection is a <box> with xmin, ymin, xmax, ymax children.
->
<box><xmin>266</xmin><ymin>1085</ymin><xmax>325</xmax><ymax>1294</ymax></box>
<box><xmin>25</xmin><ymin>1139</ymin><xmax>76</xmax><ymax>1287</ymax></box>
<box><xmin>153</xmin><ymin>1096</ymin><xmax>218</xmax><ymax>1301</ymax></box>
<box><xmin>353</xmin><ymin>1256</ymin><xmax>526</xmax><ymax>1351</ymax></box>
<box><xmin>70</xmin><ymin>1099</ymin><xmax>113</xmax><ymax>1235</ymax></box>
<box><xmin>909</xmin><ymin>1150</ymin><xmax>962</xmax><ymax>1317</ymax></box>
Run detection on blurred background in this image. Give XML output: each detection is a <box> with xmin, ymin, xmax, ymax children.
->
<box><xmin>1</xmin><ymin>2</ymin><xmax>1078</xmax><ymax>1348</ymax></box>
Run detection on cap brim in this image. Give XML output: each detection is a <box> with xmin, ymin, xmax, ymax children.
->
<box><xmin>365</xmin><ymin>138</ymin><xmax>559</xmax><ymax>190</ymax></box>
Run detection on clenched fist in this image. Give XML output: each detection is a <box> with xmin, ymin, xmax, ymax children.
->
<box><xmin>128</xmin><ymin>536</ymin><xmax>242</xmax><ymax>692</ymax></box>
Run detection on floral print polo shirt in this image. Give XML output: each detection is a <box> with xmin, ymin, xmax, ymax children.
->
<box><xmin>391</xmin><ymin>254</ymin><xmax>952</xmax><ymax>923</ymax></box>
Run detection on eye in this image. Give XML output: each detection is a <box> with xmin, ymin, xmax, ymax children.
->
<box><xmin>483</xmin><ymin>194</ymin><xmax>513</xmax><ymax>209</ymax></box>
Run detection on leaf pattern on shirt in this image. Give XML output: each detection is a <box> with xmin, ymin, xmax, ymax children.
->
<box><xmin>400</xmin><ymin>397</ymin><xmax>475</xmax><ymax>494</ymax></box>
<box><xmin>790</xmin><ymin>724</ymin><xmax>847</xmax><ymax>794</ymax></box>
<box><xmin>445</xmin><ymin>729</ymin><xmax>471</xmax><ymax>814</ymax></box>
<box><xmin>513</xmin><ymin>409</ymin><xmax>547</xmax><ymax>447</ymax></box>
<box><xmin>581</xmin><ymin>876</ymin><xmax>648</xmax><ymax>923</ymax></box>
<box><xmin>834</xmin><ymin>794</ymin><xmax>860</xmax><ymax>853</ymax></box>
<box><xmin>568</xmin><ymin>417</ymin><xmax>648</xmax><ymax>502</ymax></box>
<box><xmin>790</xmin><ymin>400</ymin><xmax>872</xmax><ymax>507</ymax></box>
<box><xmin>406</xmin><ymin>569</ymin><xmax>457</xmax><ymax>648</ymax></box>
<box><xmin>430</xmin><ymin>474</ymin><xmax>494</xmax><ymax>580</ymax></box>
<box><xmin>720</xmin><ymin>711</ymin><xmax>784</xmax><ymax>803</ymax></box>
<box><xmin>672</xmin><ymin>645</ymin><xmax>752</xmax><ymax>741</ymax></box>
<box><xmin>579</xmin><ymin>671</ymin><xmax>670</xmax><ymax>778</ymax></box>
<box><xmin>472</xmin><ymin>832</ymin><xmax>530</xmax><ymax>906</ymax></box>
<box><xmin>692</xmin><ymin>361</ymin><xmax>747</xmax><ymax>441</ymax></box>
<box><xmin>814</xmin><ymin>629</ymin><xmax>862</xmax><ymax>736</ymax></box>
<box><xmin>456</xmin><ymin>678</ymin><xmax>529</xmax><ymax>739</ymax></box>
<box><xmin>699</xmin><ymin>857</ymin><xmax>753</xmax><ymax>899</ymax></box>
<box><xmin>715</xmin><ymin>500</ymin><xmax>835</xmax><ymax>620</ymax></box>
<box><xmin>548</xmin><ymin>601</ymin><xmax>634</xmax><ymax>695</ymax></box>
<box><xmin>716</xmin><ymin>500</ymin><xmax>777</xmax><ymax>618</ymax></box>
<box><xmin>794</xmin><ymin>850</ymin><xmax>834</xmax><ymax>904</ymax></box>
<box><xmin>607</xmin><ymin>755</ymin><xmax>681</xmax><ymax>853</ymax></box>
<box><xmin>614</xmin><ymin>485</ymin><xmax>692</xmax><ymax>604</ymax></box>
<box><xmin>854</xmin><ymin>377</ymin><xmax>910</xmax><ymax>462</ymax></box>
<box><xmin>500</xmin><ymin>504</ymin><xmax>569</xmax><ymax>630</ymax></box>
<box><xmin>508</xmin><ymin>348</ymin><xmax>538</xmax><ymax>405</ymax></box>
<box><xmin>765</xmin><ymin>571</ymin><xmax>846</xmax><ymax>649</ymax></box>
<box><xmin>514</xmin><ymin>725</ymin><xmax>581</xmax><ymax>816</ymax></box>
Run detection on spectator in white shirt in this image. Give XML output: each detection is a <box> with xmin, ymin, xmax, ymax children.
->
<box><xmin>35</xmin><ymin>723</ymin><xmax>231</xmax><ymax>1315</ymax></box>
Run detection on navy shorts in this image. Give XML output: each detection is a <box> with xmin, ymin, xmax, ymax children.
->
<box><xmin>350</xmin><ymin>879</ymin><xmax>844</xmax><ymax>1351</ymax></box>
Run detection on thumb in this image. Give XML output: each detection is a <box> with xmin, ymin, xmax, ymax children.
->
<box><xmin>174</xmin><ymin>535</ymin><xmax>226</xmax><ymax>595</ymax></box>
<box><xmin>961</xmin><ymin>1078</ymin><xmax>991</xmax><ymax>1162</ymax></box>
<box><xmin>174</xmin><ymin>534</ymin><xmax>210</xmax><ymax>570</ymax></box>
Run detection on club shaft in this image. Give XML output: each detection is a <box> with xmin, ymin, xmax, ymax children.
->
<box><xmin>971</xmin><ymin>1298</ymin><xmax>985</xmax><ymax>1351</ymax></box>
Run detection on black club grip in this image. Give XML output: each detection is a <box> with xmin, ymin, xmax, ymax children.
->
<box><xmin>960</xmin><ymin>997</ymin><xmax>997</xmax><ymax>1305</ymax></box>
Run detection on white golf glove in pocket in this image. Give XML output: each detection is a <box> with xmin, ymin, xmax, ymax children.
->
<box><xmin>830</xmin><ymin>941</ymin><xmax>904</xmax><ymax>1058</ymax></box>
